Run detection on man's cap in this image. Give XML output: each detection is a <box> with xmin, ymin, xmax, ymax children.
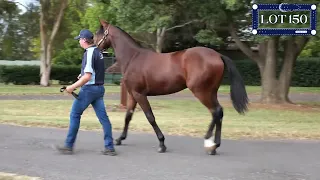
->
<box><xmin>74</xmin><ymin>29</ymin><xmax>94</xmax><ymax>40</ymax></box>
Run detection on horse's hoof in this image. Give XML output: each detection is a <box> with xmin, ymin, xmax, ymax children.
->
<box><xmin>207</xmin><ymin>149</ymin><xmax>216</xmax><ymax>155</ymax></box>
<box><xmin>205</xmin><ymin>144</ymin><xmax>218</xmax><ymax>155</ymax></box>
<box><xmin>158</xmin><ymin>145</ymin><xmax>167</xmax><ymax>153</ymax></box>
<box><xmin>115</xmin><ymin>139</ymin><xmax>122</xmax><ymax>145</ymax></box>
<box><xmin>204</xmin><ymin>137</ymin><xmax>218</xmax><ymax>155</ymax></box>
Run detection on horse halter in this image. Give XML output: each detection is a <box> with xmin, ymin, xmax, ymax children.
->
<box><xmin>96</xmin><ymin>25</ymin><xmax>110</xmax><ymax>48</ymax></box>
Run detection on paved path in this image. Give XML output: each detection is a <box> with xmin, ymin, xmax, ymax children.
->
<box><xmin>0</xmin><ymin>124</ymin><xmax>319</xmax><ymax>180</ymax></box>
<box><xmin>0</xmin><ymin>92</ymin><xmax>319</xmax><ymax>102</ymax></box>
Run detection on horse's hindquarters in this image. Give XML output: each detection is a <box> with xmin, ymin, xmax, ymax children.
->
<box><xmin>183</xmin><ymin>47</ymin><xmax>224</xmax><ymax>92</ymax></box>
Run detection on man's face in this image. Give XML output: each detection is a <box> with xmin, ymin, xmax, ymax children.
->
<box><xmin>79</xmin><ymin>38</ymin><xmax>86</xmax><ymax>48</ymax></box>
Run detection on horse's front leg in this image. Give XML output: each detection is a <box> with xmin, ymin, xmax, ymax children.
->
<box><xmin>115</xmin><ymin>93</ymin><xmax>137</xmax><ymax>145</ymax></box>
<box><xmin>132</xmin><ymin>91</ymin><xmax>167</xmax><ymax>153</ymax></box>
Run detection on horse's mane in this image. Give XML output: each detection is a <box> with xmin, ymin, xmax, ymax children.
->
<box><xmin>115</xmin><ymin>26</ymin><xmax>142</xmax><ymax>47</ymax></box>
<box><xmin>97</xmin><ymin>24</ymin><xmax>142</xmax><ymax>48</ymax></box>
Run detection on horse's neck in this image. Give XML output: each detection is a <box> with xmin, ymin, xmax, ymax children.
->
<box><xmin>111</xmin><ymin>32</ymin><xmax>142</xmax><ymax>73</ymax></box>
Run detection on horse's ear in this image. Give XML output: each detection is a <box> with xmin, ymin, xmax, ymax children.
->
<box><xmin>99</xmin><ymin>19</ymin><xmax>109</xmax><ymax>27</ymax></box>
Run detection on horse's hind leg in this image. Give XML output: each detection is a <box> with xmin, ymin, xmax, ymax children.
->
<box><xmin>190</xmin><ymin>89</ymin><xmax>223</xmax><ymax>155</ymax></box>
<box><xmin>205</xmin><ymin>92</ymin><xmax>223</xmax><ymax>155</ymax></box>
<box><xmin>115</xmin><ymin>93</ymin><xmax>137</xmax><ymax>145</ymax></box>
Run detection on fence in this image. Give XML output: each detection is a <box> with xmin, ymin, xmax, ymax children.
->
<box><xmin>0</xmin><ymin>60</ymin><xmax>40</xmax><ymax>66</ymax></box>
<box><xmin>103</xmin><ymin>56</ymin><xmax>122</xmax><ymax>84</ymax></box>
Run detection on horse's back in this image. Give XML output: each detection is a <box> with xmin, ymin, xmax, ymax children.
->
<box><xmin>184</xmin><ymin>46</ymin><xmax>224</xmax><ymax>64</ymax></box>
<box><xmin>139</xmin><ymin>46</ymin><xmax>224</xmax><ymax>77</ymax></box>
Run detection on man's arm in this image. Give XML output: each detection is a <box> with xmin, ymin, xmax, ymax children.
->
<box><xmin>70</xmin><ymin>72</ymin><xmax>92</xmax><ymax>89</ymax></box>
<box><xmin>66</xmin><ymin>48</ymin><xmax>95</xmax><ymax>93</ymax></box>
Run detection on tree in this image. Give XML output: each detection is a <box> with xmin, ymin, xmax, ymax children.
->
<box><xmin>53</xmin><ymin>0</ymin><xmax>88</xmax><ymax>65</ymax></box>
<box><xmin>39</xmin><ymin>0</ymin><xmax>68</xmax><ymax>86</ymax></box>
<box><xmin>17</xmin><ymin>3</ymin><xmax>40</xmax><ymax>60</ymax></box>
<box><xmin>0</xmin><ymin>1</ymin><xmax>41</xmax><ymax>60</ymax></box>
<box><xmin>194</xmin><ymin>0</ymin><xmax>319</xmax><ymax>104</ymax></box>
<box><xmin>104</xmin><ymin>0</ymin><xmax>201</xmax><ymax>52</ymax></box>
<box><xmin>0</xmin><ymin>1</ymin><xmax>40</xmax><ymax>60</ymax></box>
<box><xmin>300</xmin><ymin>37</ymin><xmax>320</xmax><ymax>57</ymax></box>
<box><xmin>0</xmin><ymin>1</ymin><xmax>22</xmax><ymax>60</ymax></box>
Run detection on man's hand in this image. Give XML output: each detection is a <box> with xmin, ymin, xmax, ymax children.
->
<box><xmin>67</xmin><ymin>72</ymin><xmax>92</xmax><ymax>93</ymax></box>
<box><xmin>66</xmin><ymin>85</ymin><xmax>76</xmax><ymax>94</ymax></box>
<box><xmin>77</xmin><ymin>74</ymin><xmax>81</xmax><ymax>79</ymax></box>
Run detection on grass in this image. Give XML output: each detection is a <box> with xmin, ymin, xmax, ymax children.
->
<box><xmin>1</xmin><ymin>99</ymin><xmax>319</xmax><ymax>140</ymax></box>
<box><xmin>0</xmin><ymin>84</ymin><xmax>121</xmax><ymax>95</ymax></box>
<box><xmin>0</xmin><ymin>84</ymin><xmax>319</xmax><ymax>95</ymax></box>
<box><xmin>217</xmin><ymin>85</ymin><xmax>320</xmax><ymax>94</ymax></box>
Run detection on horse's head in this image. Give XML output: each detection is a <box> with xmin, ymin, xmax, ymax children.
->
<box><xmin>94</xmin><ymin>19</ymin><xmax>112</xmax><ymax>51</ymax></box>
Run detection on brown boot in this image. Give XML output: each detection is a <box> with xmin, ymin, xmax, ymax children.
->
<box><xmin>55</xmin><ymin>145</ymin><xmax>73</xmax><ymax>155</ymax></box>
<box><xmin>101</xmin><ymin>148</ymin><xmax>117</xmax><ymax>156</ymax></box>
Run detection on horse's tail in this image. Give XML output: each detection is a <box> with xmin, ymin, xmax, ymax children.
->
<box><xmin>220</xmin><ymin>55</ymin><xmax>249</xmax><ymax>114</ymax></box>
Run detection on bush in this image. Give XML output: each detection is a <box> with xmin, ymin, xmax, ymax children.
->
<box><xmin>291</xmin><ymin>60</ymin><xmax>320</xmax><ymax>87</ymax></box>
<box><xmin>51</xmin><ymin>65</ymin><xmax>80</xmax><ymax>84</ymax></box>
<box><xmin>221</xmin><ymin>59</ymin><xmax>320</xmax><ymax>87</ymax></box>
<box><xmin>234</xmin><ymin>60</ymin><xmax>261</xmax><ymax>86</ymax></box>
<box><xmin>0</xmin><ymin>65</ymin><xmax>80</xmax><ymax>85</ymax></box>
<box><xmin>0</xmin><ymin>65</ymin><xmax>40</xmax><ymax>85</ymax></box>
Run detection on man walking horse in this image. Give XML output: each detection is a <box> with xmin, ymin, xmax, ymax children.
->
<box><xmin>94</xmin><ymin>19</ymin><xmax>249</xmax><ymax>155</ymax></box>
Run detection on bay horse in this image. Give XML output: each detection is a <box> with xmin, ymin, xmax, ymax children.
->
<box><xmin>94</xmin><ymin>19</ymin><xmax>249</xmax><ymax>155</ymax></box>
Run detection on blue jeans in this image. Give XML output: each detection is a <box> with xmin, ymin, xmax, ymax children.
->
<box><xmin>65</xmin><ymin>85</ymin><xmax>114</xmax><ymax>150</ymax></box>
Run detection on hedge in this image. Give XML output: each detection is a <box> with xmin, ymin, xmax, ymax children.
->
<box><xmin>0</xmin><ymin>65</ymin><xmax>80</xmax><ymax>85</ymax></box>
<box><xmin>0</xmin><ymin>65</ymin><xmax>41</xmax><ymax>85</ymax></box>
<box><xmin>50</xmin><ymin>65</ymin><xmax>81</xmax><ymax>84</ymax></box>
<box><xmin>220</xmin><ymin>59</ymin><xmax>320</xmax><ymax>87</ymax></box>
<box><xmin>0</xmin><ymin>59</ymin><xmax>319</xmax><ymax>87</ymax></box>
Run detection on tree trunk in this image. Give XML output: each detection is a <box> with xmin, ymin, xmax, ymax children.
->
<box><xmin>260</xmin><ymin>37</ymin><xmax>279</xmax><ymax>103</ymax></box>
<box><xmin>39</xmin><ymin>0</ymin><xmax>68</xmax><ymax>86</ymax></box>
<box><xmin>39</xmin><ymin>0</ymin><xmax>49</xmax><ymax>86</ymax></box>
<box><xmin>277</xmin><ymin>38</ymin><xmax>296</xmax><ymax>103</ymax></box>
<box><xmin>40</xmin><ymin>43</ymin><xmax>52</xmax><ymax>86</ymax></box>
<box><xmin>257</xmin><ymin>41</ymin><xmax>267</xmax><ymax>80</ymax></box>
<box><xmin>40</xmin><ymin>66</ymin><xmax>51</xmax><ymax>86</ymax></box>
<box><xmin>156</xmin><ymin>27</ymin><xmax>166</xmax><ymax>53</ymax></box>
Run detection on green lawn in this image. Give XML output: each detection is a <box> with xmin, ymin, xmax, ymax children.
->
<box><xmin>1</xmin><ymin>99</ymin><xmax>319</xmax><ymax>140</ymax></box>
<box><xmin>0</xmin><ymin>84</ymin><xmax>121</xmax><ymax>95</ymax></box>
<box><xmin>0</xmin><ymin>84</ymin><xmax>319</xmax><ymax>95</ymax></box>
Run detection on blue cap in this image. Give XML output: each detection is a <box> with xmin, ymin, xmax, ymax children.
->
<box><xmin>74</xmin><ymin>29</ymin><xmax>93</xmax><ymax>40</ymax></box>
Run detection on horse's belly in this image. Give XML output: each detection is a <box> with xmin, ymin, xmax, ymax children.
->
<box><xmin>146</xmin><ymin>78</ymin><xmax>187</xmax><ymax>96</ymax></box>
